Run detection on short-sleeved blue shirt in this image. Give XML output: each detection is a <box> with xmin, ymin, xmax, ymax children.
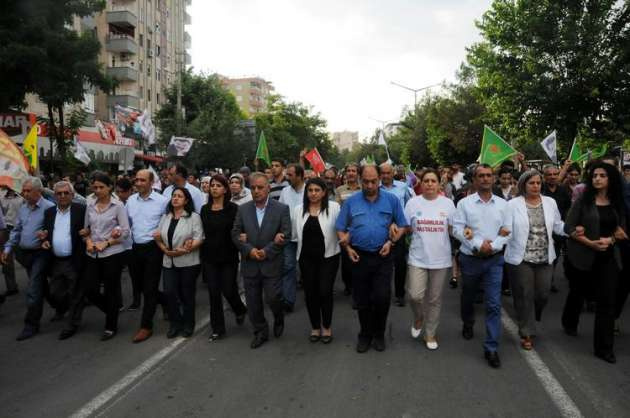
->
<box><xmin>335</xmin><ymin>190</ymin><xmax>408</xmax><ymax>252</ymax></box>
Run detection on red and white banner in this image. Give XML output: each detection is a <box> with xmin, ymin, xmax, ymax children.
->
<box><xmin>304</xmin><ymin>148</ymin><xmax>326</xmax><ymax>173</ymax></box>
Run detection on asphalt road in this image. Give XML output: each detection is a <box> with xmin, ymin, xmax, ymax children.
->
<box><xmin>1</xmin><ymin>261</ymin><xmax>629</xmax><ymax>418</ymax></box>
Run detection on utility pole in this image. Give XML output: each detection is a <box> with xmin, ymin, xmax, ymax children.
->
<box><xmin>175</xmin><ymin>0</ymin><xmax>182</xmax><ymax>136</ymax></box>
<box><xmin>390</xmin><ymin>81</ymin><xmax>441</xmax><ymax>107</ymax></box>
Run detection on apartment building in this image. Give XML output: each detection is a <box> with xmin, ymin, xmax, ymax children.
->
<box><xmin>331</xmin><ymin>131</ymin><xmax>359</xmax><ymax>152</ymax></box>
<box><xmin>222</xmin><ymin>76</ymin><xmax>274</xmax><ymax>116</ymax></box>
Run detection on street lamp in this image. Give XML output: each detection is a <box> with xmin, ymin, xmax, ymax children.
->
<box><xmin>390</xmin><ymin>81</ymin><xmax>441</xmax><ymax>106</ymax></box>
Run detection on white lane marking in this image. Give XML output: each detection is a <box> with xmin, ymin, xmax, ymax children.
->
<box><xmin>69</xmin><ymin>315</ymin><xmax>210</xmax><ymax>418</ymax></box>
<box><xmin>501</xmin><ymin>309</ymin><xmax>584</xmax><ymax>418</ymax></box>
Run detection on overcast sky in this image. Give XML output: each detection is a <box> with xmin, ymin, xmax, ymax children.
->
<box><xmin>188</xmin><ymin>0</ymin><xmax>492</xmax><ymax>139</ymax></box>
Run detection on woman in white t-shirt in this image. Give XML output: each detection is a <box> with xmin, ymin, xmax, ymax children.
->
<box><xmin>404</xmin><ymin>168</ymin><xmax>456</xmax><ymax>350</ymax></box>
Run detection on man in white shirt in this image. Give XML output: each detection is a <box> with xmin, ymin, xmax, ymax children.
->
<box><xmin>278</xmin><ymin>163</ymin><xmax>305</xmax><ymax>312</ymax></box>
<box><xmin>162</xmin><ymin>164</ymin><xmax>204</xmax><ymax>213</ymax></box>
<box><xmin>451</xmin><ymin>163</ymin><xmax>466</xmax><ymax>190</ymax></box>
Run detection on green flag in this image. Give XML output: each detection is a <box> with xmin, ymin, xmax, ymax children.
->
<box><xmin>255</xmin><ymin>130</ymin><xmax>271</xmax><ymax>167</ymax></box>
<box><xmin>479</xmin><ymin>126</ymin><xmax>517</xmax><ymax>168</ymax></box>
<box><xmin>590</xmin><ymin>143</ymin><xmax>608</xmax><ymax>160</ymax></box>
<box><xmin>568</xmin><ymin>138</ymin><xmax>588</xmax><ymax>162</ymax></box>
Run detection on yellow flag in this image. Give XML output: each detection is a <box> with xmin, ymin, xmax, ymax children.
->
<box><xmin>22</xmin><ymin>124</ymin><xmax>38</xmax><ymax>170</ymax></box>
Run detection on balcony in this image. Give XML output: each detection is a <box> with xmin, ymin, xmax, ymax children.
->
<box><xmin>184</xmin><ymin>11</ymin><xmax>191</xmax><ymax>25</ymax></box>
<box><xmin>184</xmin><ymin>31</ymin><xmax>191</xmax><ymax>49</ymax></box>
<box><xmin>106</xmin><ymin>34</ymin><xmax>138</xmax><ymax>54</ymax></box>
<box><xmin>185</xmin><ymin>51</ymin><xmax>191</xmax><ymax>65</ymax></box>
<box><xmin>107</xmin><ymin>10</ymin><xmax>137</xmax><ymax>28</ymax></box>
<box><xmin>106</xmin><ymin>66</ymin><xmax>138</xmax><ymax>82</ymax></box>
<box><xmin>107</xmin><ymin>94</ymin><xmax>139</xmax><ymax>109</ymax></box>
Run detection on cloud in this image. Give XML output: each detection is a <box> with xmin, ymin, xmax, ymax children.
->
<box><xmin>188</xmin><ymin>0</ymin><xmax>491</xmax><ymax>139</ymax></box>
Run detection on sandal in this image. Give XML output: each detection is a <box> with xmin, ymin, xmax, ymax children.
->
<box><xmin>521</xmin><ymin>336</ymin><xmax>533</xmax><ymax>351</ymax></box>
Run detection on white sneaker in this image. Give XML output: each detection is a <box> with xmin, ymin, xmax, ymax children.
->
<box><xmin>411</xmin><ymin>325</ymin><xmax>422</xmax><ymax>339</ymax></box>
<box><xmin>425</xmin><ymin>339</ymin><xmax>438</xmax><ymax>350</ymax></box>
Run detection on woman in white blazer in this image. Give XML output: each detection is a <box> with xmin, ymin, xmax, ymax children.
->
<box><xmin>503</xmin><ymin>170</ymin><xmax>565</xmax><ymax>350</ymax></box>
<box><xmin>154</xmin><ymin>187</ymin><xmax>204</xmax><ymax>339</ymax></box>
<box><xmin>292</xmin><ymin>177</ymin><xmax>341</xmax><ymax>344</ymax></box>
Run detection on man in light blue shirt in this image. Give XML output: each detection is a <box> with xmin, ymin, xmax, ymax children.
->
<box><xmin>278</xmin><ymin>164</ymin><xmax>305</xmax><ymax>312</ymax></box>
<box><xmin>162</xmin><ymin>164</ymin><xmax>204</xmax><ymax>213</ymax></box>
<box><xmin>379</xmin><ymin>162</ymin><xmax>413</xmax><ymax>307</ymax></box>
<box><xmin>1</xmin><ymin>177</ymin><xmax>54</xmax><ymax>340</ymax></box>
<box><xmin>452</xmin><ymin>164</ymin><xmax>509</xmax><ymax>369</ymax></box>
<box><xmin>126</xmin><ymin>169</ymin><xmax>169</xmax><ymax>343</ymax></box>
<box><xmin>336</xmin><ymin>165</ymin><xmax>408</xmax><ymax>353</ymax></box>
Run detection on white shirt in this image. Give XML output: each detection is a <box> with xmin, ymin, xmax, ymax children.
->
<box><xmin>452</xmin><ymin>192</ymin><xmax>509</xmax><ymax>256</ymax></box>
<box><xmin>162</xmin><ymin>183</ymin><xmax>204</xmax><ymax>213</ymax></box>
<box><xmin>279</xmin><ymin>184</ymin><xmax>304</xmax><ymax>242</ymax></box>
<box><xmin>404</xmin><ymin>195</ymin><xmax>455</xmax><ymax>269</ymax></box>
<box><xmin>52</xmin><ymin>208</ymin><xmax>72</xmax><ymax>257</ymax></box>
<box><xmin>452</xmin><ymin>171</ymin><xmax>466</xmax><ymax>190</ymax></box>
<box><xmin>126</xmin><ymin>191</ymin><xmax>169</xmax><ymax>244</ymax></box>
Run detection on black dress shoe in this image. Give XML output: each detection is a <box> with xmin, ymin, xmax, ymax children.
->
<box><xmin>595</xmin><ymin>351</ymin><xmax>617</xmax><ymax>364</ymax></box>
<box><xmin>100</xmin><ymin>330</ymin><xmax>116</xmax><ymax>341</ymax></box>
<box><xmin>283</xmin><ymin>302</ymin><xmax>294</xmax><ymax>313</ymax></box>
<box><xmin>16</xmin><ymin>326</ymin><xmax>38</xmax><ymax>341</ymax></box>
<box><xmin>250</xmin><ymin>333</ymin><xmax>268</xmax><ymax>349</ymax></box>
<box><xmin>373</xmin><ymin>337</ymin><xmax>386</xmax><ymax>352</ymax></box>
<box><xmin>59</xmin><ymin>327</ymin><xmax>78</xmax><ymax>340</ymax></box>
<box><xmin>126</xmin><ymin>303</ymin><xmax>141</xmax><ymax>312</ymax></box>
<box><xmin>273</xmin><ymin>318</ymin><xmax>284</xmax><ymax>338</ymax></box>
<box><xmin>182</xmin><ymin>327</ymin><xmax>194</xmax><ymax>338</ymax></box>
<box><xmin>356</xmin><ymin>337</ymin><xmax>371</xmax><ymax>353</ymax></box>
<box><xmin>484</xmin><ymin>350</ymin><xmax>501</xmax><ymax>368</ymax></box>
<box><xmin>309</xmin><ymin>334</ymin><xmax>321</xmax><ymax>343</ymax></box>
<box><xmin>208</xmin><ymin>332</ymin><xmax>225</xmax><ymax>342</ymax></box>
<box><xmin>321</xmin><ymin>335</ymin><xmax>333</xmax><ymax>344</ymax></box>
<box><xmin>563</xmin><ymin>327</ymin><xmax>578</xmax><ymax>337</ymax></box>
<box><xmin>167</xmin><ymin>327</ymin><xmax>181</xmax><ymax>339</ymax></box>
<box><xmin>462</xmin><ymin>324</ymin><xmax>474</xmax><ymax>340</ymax></box>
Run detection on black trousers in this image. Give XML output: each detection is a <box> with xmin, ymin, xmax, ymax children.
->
<box><xmin>299</xmin><ymin>253</ymin><xmax>340</xmax><ymax>329</ymax></box>
<box><xmin>393</xmin><ymin>241</ymin><xmax>408</xmax><ymax>298</ymax></box>
<box><xmin>340</xmin><ymin>250</ymin><xmax>353</xmax><ymax>292</ymax></box>
<box><xmin>129</xmin><ymin>242</ymin><xmax>165</xmax><ymax>329</ymax></box>
<box><xmin>614</xmin><ymin>243</ymin><xmax>630</xmax><ymax>319</ymax></box>
<box><xmin>84</xmin><ymin>253</ymin><xmax>124</xmax><ymax>332</ymax></box>
<box><xmin>163</xmin><ymin>265</ymin><xmax>200</xmax><ymax>331</ymax></box>
<box><xmin>352</xmin><ymin>250</ymin><xmax>393</xmax><ymax>340</ymax></box>
<box><xmin>244</xmin><ymin>272</ymin><xmax>284</xmax><ymax>336</ymax></box>
<box><xmin>204</xmin><ymin>260</ymin><xmax>247</xmax><ymax>335</ymax></box>
<box><xmin>47</xmin><ymin>257</ymin><xmax>78</xmax><ymax>315</ymax></box>
<box><xmin>562</xmin><ymin>254</ymin><xmax>619</xmax><ymax>354</ymax></box>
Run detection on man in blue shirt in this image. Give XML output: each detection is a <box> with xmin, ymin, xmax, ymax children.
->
<box><xmin>336</xmin><ymin>165</ymin><xmax>408</xmax><ymax>353</ymax></box>
<box><xmin>1</xmin><ymin>177</ymin><xmax>55</xmax><ymax>341</ymax></box>
<box><xmin>379</xmin><ymin>162</ymin><xmax>412</xmax><ymax>307</ymax></box>
<box><xmin>452</xmin><ymin>164</ymin><xmax>509</xmax><ymax>368</ymax></box>
<box><xmin>125</xmin><ymin>169</ymin><xmax>169</xmax><ymax>343</ymax></box>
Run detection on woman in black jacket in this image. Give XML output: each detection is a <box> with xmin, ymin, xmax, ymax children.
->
<box><xmin>562</xmin><ymin>162</ymin><xmax>627</xmax><ymax>363</ymax></box>
<box><xmin>200</xmin><ymin>174</ymin><xmax>247</xmax><ymax>341</ymax></box>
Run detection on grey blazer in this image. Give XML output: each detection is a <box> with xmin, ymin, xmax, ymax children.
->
<box><xmin>158</xmin><ymin>211</ymin><xmax>204</xmax><ymax>268</ymax></box>
<box><xmin>231</xmin><ymin>199</ymin><xmax>291</xmax><ymax>278</ymax></box>
<box><xmin>564</xmin><ymin>196</ymin><xmax>625</xmax><ymax>271</ymax></box>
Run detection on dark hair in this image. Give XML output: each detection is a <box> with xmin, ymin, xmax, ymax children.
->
<box><xmin>116</xmin><ymin>178</ymin><xmax>133</xmax><ymax>191</ymax></box>
<box><xmin>167</xmin><ymin>186</ymin><xmax>194</xmax><ymax>216</ymax></box>
<box><xmin>583</xmin><ymin>162</ymin><xmax>624</xmax><ymax>216</ymax></box>
<box><xmin>473</xmin><ymin>163</ymin><xmax>493</xmax><ymax>178</ymax></box>
<box><xmin>173</xmin><ymin>164</ymin><xmax>188</xmax><ymax>178</ymax></box>
<box><xmin>302</xmin><ymin>177</ymin><xmax>329</xmax><ymax>216</ymax></box>
<box><xmin>420</xmin><ymin>168</ymin><xmax>440</xmax><ymax>182</ymax></box>
<box><xmin>210</xmin><ymin>174</ymin><xmax>231</xmax><ymax>205</ymax></box>
<box><xmin>90</xmin><ymin>171</ymin><xmax>113</xmax><ymax>187</ymax></box>
<box><xmin>498</xmin><ymin>167</ymin><xmax>513</xmax><ymax>177</ymax></box>
<box><xmin>271</xmin><ymin>159</ymin><xmax>285</xmax><ymax>167</ymax></box>
<box><xmin>500</xmin><ymin>160</ymin><xmax>515</xmax><ymax>168</ymax></box>
<box><xmin>359</xmin><ymin>164</ymin><xmax>380</xmax><ymax>177</ymax></box>
<box><xmin>567</xmin><ymin>163</ymin><xmax>581</xmax><ymax>174</ymax></box>
<box><xmin>287</xmin><ymin>163</ymin><xmax>304</xmax><ymax>179</ymax></box>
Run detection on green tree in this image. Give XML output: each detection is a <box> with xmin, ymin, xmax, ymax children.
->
<box><xmin>155</xmin><ymin>71</ymin><xmax>247</xmax><ymax>171</ymax></box>
<box><xmin>465</xmin><ymin>0</ymin><xmax>630</xmax><ymax>156</ymax></box>
<box><xmin>253</xmin><ymin>95</ymin><xmax>335</xmax><ymax>167</ymax></box>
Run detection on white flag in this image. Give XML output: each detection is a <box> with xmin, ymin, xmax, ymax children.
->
<box><xmin>147</xmin><ymin>165</ymin><xmax>162</xmax><ymax>191</ymax></box>
<box><xmin>73</xmin><ymin>137</ymin><xmax>91</xmax><ymax>166</ymax></box>
<box><xmin>168</xmin><ymin>136</ymin><xmax>195</xmax><ymax>156</ymax></box>
<box><xmin>139</xmin><ymin>110</ymin><xmax>156</xmax><ymax>145</ymax></box>
<box><xmin>540</xmin><ymin>130</ymin><xmax>557</xmax><ymax>163</ymax></box>
<box><xmin>378</xmin><ymin>131</ymin><xmax>387</xmax><ymax>146</ymax></box>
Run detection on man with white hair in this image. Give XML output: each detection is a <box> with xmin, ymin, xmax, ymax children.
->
<box><xmin>39</xmin><ymin>181</ymin><xmax>87</xmax><ymax>340</ymax></box>
<box><xmin>1</xmin><ymin>177</ymin><xmax>55</xmax><ymax>341</ymax></box>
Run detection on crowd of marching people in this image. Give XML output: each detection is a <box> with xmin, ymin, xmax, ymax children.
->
<box><xmin>1</xmin><ymin>153</ymin><xmax>630</xmax><ymax>367</ymax></box>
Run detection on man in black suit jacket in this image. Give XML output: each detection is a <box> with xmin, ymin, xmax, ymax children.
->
<box><xmin>40</xmin><ymin>181</ymin><xmax>87</xmax><ymax>340</ymax></box>
<box><xmin>232</xmin><ymin>172</ymin><xmax>291</xmax><ymax>349</ymax></box>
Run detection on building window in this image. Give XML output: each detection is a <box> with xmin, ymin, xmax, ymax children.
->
<box><xmin>139</xmin><ymin>33</ymin><xmax>143</xmax><ymax>45</ymax></box>
<box><xmin>156</xmin><ymin>45</ymin><xmax>161</xmax><ymax>56</ymax></box>
<box><xmin>139</xmin><ymin>60</ymin><xmax>143</xmax><ymax>71</ymax></box>
<box><xmin>156</xmin><ymin>69</ymin><xmax>160</xmax><ymax>81</ymax></box>
<box><xmin>139</xmin><ymin>86</ymin><xmax>143</xmax><ymax>98</ymax></box>
<box><xmin>147</xmin><ymin>65</ymin><xmax>151</xmax><ymax>77</ymax></box>
<box><xmin>157</xmin><ymin>93</ymin><xmax>160</xmax><ymax>103</ymax></box>
<box><xmin>148</xmin><ymin>89</ymin><xmax>151</xmax><ymax>102</ymax></box>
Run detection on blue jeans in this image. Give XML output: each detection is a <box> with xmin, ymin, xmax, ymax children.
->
<box><xmin>282</xmin><ymin>242</ymin><xmax>298</xmax><ymax>306</ymax></box>
<box><xmin>459</xmin><ymin>253</ymin><xmax>504</xmax><ymax>352</ymax></box>
<box><xmin>16</xmin><ymin>249</ymin><xmax>50</xmax><ymax>328</ymax></box>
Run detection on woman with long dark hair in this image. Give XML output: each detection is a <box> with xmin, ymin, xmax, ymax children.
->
<box><xmin>83</xmin><ymin>171</ymin><xmax>130</xmax><ymax>341</ymax></box>
<box><xmin>155</xmin><ymin>187</ymin><xmax>204</xmax><ymax>338</ymax></box>
<box><xmin>293</xmin><ymin>177</ymin><xmax>341</xmax><ymax>343</ymax></box>
<box><xmin>200</xmin><ymin>174</ymin><xmax>247</xmax><ymax>341</ymax></box>
<box><xmin>562</xmin><ymin>162</ymin><xmax>627</xmax><ymax>363</ymax></box>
